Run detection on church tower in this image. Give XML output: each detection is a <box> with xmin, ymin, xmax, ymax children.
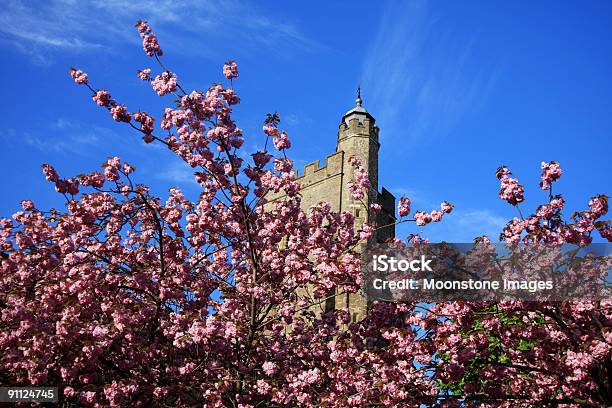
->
<box><xmin>266</xmin><ymin>87</ymin><xmax>396</xmax><ymax>321</ymax></box>
<box><xmin>333</xmin><ymin>87</ymin><xmax>396</xmax><ymax>321</ymax></box>
<box><xmin>336</xmin><ymin>87</ymin><xmax>394</xmax><ymax>242</ymax></box>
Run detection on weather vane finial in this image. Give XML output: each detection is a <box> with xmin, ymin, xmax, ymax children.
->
<box><xmin>356</xmin><ymin>81</ymin><xmax>362</xmax><ymax>107</ymax></box>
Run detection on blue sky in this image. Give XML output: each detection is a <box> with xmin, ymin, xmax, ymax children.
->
<box><xmin>1</xmin><ymin>0</ymin><xmax>610</xmax><ymax>242</ymax></box>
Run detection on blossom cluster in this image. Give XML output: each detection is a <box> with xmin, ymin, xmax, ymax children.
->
<box><xmin>92</xmin><ymin>90</ymin><xmax>110</xmax><ymax>106</ymax></box>
<box><xmin>223</xmin><ymin>60</ymin><xmax>239</xmax><ymax>80</ymax></box>
<box><xmin>151</xmin><ymin>71</ymin><xmax>177</xmax><ymax>96</ymax></box>
<box><xmin>135</xmin><ymin>20</ymin><xmax>163</xmax><ymax>57</ymax></box>
<box><xmin>496</xmin><ymin>165</ymin><xmax>525</xmax><ymax>205</ymax></box>
<box><xmin>110</xmin><ymin>104</ymin><xmax>131</xmax><ymax>122</ymax></box>
<box><xmin>347</xmin><ymin>156</ymin><xmax>370</xmax><ymax>201</ymax></box>
<box><xmin>430</xmin><ymin>299</ymin><xmax>611</xmax><ymax>406</ymax></box>
<box><xmin>397</xmin><ymin>198</ymin><xmax>453</xmax><ymax>226</ymax></box>
<box><xmin>72</xmin><ymin>71</ymin><xmax>158</xmax><ymax>137</ymax></box>
<box><xmin>133</xmin><ymin>112</ymin><xmax>155</xmax><ymax>140</ymax></box>
<box><xmin>69</xmin><ymin>68</ymin><xmax>88</xmax><ymax>84</ymax></box>
<box><xmin>262</xmin><ymin>114</ymin><xmax>291</xmax><ymax>150</ymax></box>
<box><xmin>137</xmin><ymin>68</ymin><xmax>151</xmax><ymax>81</ymax></box>
<box><xmin>540</xmin><ymin>160</ymin><xmax>562</xmax><ymax>190</ymax></box>
<box><xmin>398</xmin><ymin>197</ymin><xmax>411</xmax><ymax>217</ymax></box>
<box><xmin>499</xmin><ymin>163</ymin><xmax>611</xmax><ymax>246</ymax></box>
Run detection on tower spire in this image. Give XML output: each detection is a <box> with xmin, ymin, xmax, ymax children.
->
<box><xmin>342</xmin><ymin>80</ymin><xmax>373</xmax><ymax>123</ymax></box>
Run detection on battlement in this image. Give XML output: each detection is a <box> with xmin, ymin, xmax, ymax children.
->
<box><xmin>340</xmin><ymin>114</ymin><xmax>377</xmax><ymax>130</ymax></box>
<box><xmin>297</xmin><ymin>151</ymin><xmax>344</xmax><ymax>184</ymax></box>
<box><xmin>338</xmin><ymin>115</ymin><xmax>379</xmax><ymax>144</ymax></box>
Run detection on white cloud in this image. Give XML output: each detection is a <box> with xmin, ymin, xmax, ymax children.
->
<box><xmin>155</xmin><ymin>160</ymin><xmax>198</xmax><ymax>186</ymax></box>
<box><xmin>389</xmin><ymin>187</ymin><xmax>422</xmax><ymax>202</ymax></box>
<box><xmin>361</xmin><ymin>0</ymin><xmax>501</xmax><ymax>145</ymax></box>
<box><xmin>284</xmin><ymin>113</ymin><xmax>314</xmax><ymax>127</ymax></box>
<box><xmin>391</xmin><ymin>186</ymin><xmax>507</xmax><ymax>241</ymax></box>
<box><xmin>22</xmin><ymin>133</ymin><xmax>98</xmax><ymax>154</ymax></box>
<box><xmin>50</xmin><ymin>119</ymin><xmax>78</xmax><ymax>130</ymax></box>
<box><xmin>3</xmin><ymin>119</ymin><xmax>117</xmax><ymax>155</ymax></box>
<box><xmin>453</xmin><ymin>209</ymin><xmax>506</xmax><ymax>238</ymax></box>
<box><xmin>402</xmin><ymin>208</ymin><xmax>507</xmax><ymax>243</ymax></box>
<box><xmin>0</xmin><ymin>0</ymin><xmax>317</xmax><ymax>63</ymax></box>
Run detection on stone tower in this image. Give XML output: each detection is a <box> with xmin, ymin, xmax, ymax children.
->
<box><xmin>268</xmin><ymin>88</ymin><xmax>396</xmax><ymax>321</ymax></box>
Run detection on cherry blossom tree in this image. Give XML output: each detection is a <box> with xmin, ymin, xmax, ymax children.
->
<box><xmin>1</xmin><ymin>21</ymin><xmax>439</xmax><ymax>407</ymax></box>
<box><xmin>428</xmin><ymin>164</ymin><xmax>611</xmax><ymax>407</ymax></box>
<box><xmin>0</xmin><ymin>20</ymin><xmax>610</xmax><ymax>408</ymax></box>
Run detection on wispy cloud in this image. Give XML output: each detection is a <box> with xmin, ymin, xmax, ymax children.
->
<box><xmin>0</xmin><ymin>0</ymin><xmax>317</xmax><ymax>64</ymax></box>
<box><xmin>390</xmin><ymin>187</ymin><xmax>422</xmax><ymax>200</ymax></box>
<box><xmin>399</xmin><ymin>208</ymin><xmax>507</xmax><ymax>243</ymax></box>
<box><xmin>155</xmin><ymin>160</ymin><xmax>198</xmax><ymax>186</ymax></box>
<box><xmin>284</xmin><ymin>113</ymin><xmax>314</xmax><ymax>127</ymax></box>
<box><xmin>361</xmin><ymin>0</ymin><xmax>501</xmax><ymax>144</ymax></box>
<box><xmin>391</xmin><ymin>185</ymin><xmax>507</xmax><ymax>242</ymax></box>
<box><xmin>4</xmin><ymin>119</ymin><xmax>116</xmax><ymax>155</ymax></box>
<box><xmin>450</xmin><ymin>209</ymin><xmax>506</xmax><ymax>240</ymax></box>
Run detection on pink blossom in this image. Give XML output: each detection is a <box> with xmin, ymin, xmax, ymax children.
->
<box><xmin>110</xmin><ymin>104</ymin><xmax>131</xmax><ymax>122</ymax></box>
<box><xmin>346</xmin><ymin>158</ymin><xmax>371</xmax><ymax>201</ymax></box>
<box><xmin>407</xmin><ymin>233</ymin><xmax>430</xmax><ymax>244</ymax></box>
<box><xmin>430</xmin><ymin>210</ymin><xmax>443</xmax><ymax>222</ymax></box>
<box><xmin>536</xmin><ymin>204</ymin><xmax>554</xmax><ymax>219</ymax></box>
<box><xmin>550</xmin><ymin>195</ymin><xmax>565</xmax><ymax>209</ymax></box>
<box><xmin>135</xmin><ymin>20</ymin><xmax>163</xmax><ymax>57</ymax></box>
<box><xmin>92</xmin><ymin>90</ymin><xmax>111</xmax><ymax>106</ymax></box>
<box><xmin>398</xmin><ymin>197</ymin><xmax>411</xmax><ymax>217</ymax></box>
<box><xmin>501</xmin><ymin>217</ymin><xmax>525</xmax><ymax>244</ymax></box>
<box><xmin>137</xmin><ymin>68</ymin><xmax>151</xmax><ymax>81</ymax></box>
<box><xmin>348</xmin><ymin>181</ymin><xmax>364</xmax><ymax>200</ymax></box>
<box><xmin>359</xmin><ymin>223</ymin><xmax>375</xmax><ymax>240</ymax></box>
<box><xmin>413</xmin><ymin>211</ymin><xmax>432</xmax><ymax>226</ymax></box>
<box><xmin>20</xmin><ymin>200</ymin><xmax>35</xmax><ymax>211</ymax></box>
<box><xmin>80</xmin><ymin>391</ymin><xmax>96</xmax><ymax>405</ymax></box>
<box><xmin>440</xmin><ymin>201</ymin><xmax>454</xmax><ymax>214</ymax></box>
<box><xmin>122</xmin><ymin>162</ymin><xmax>135</xmax><ymax>174</ymax></box>
<box><xmin>133</xmin><ymin>111</ymin><xmax>155</xmax><ymax>135</ymax></box>
<box><xmin>370</xmin><ymin>203</ymin><xmax>382</xmax><ymax>213</ymax></box>
<box><xmin>252</xmin><ymin>151</ymin><xmax>272</xmax><ymax>167</ymax></box>
<box><xmin>151</xmin><ymin>71</ymin><xmax>177</xmax><ymax>96</ymax></box>
<box><xmin>588</xmin><ymin>195</ymin><xmax>608</xmax><ymax>218</ymax></box>
<box><xmin>262</xmin><ymin>361</ymin><xmax>277</xmax><ymax>375</ymax></box>
<box><xmin>69</xmin><ymin>67</ymin><xmax>88</xmax><ymax>85</ymax></box>
<box><xmin>263</xmin><ymin>123</ymin><xmax>279</xmax><ymax>137</ymax></box>
<box><xmin>497</xmin><ymin>166</ymin><xmax>525</xmax><ymax>205</ymax></box>
<box><xmin>273</xmin><ymin>158</ymin><xmax>293</xmax><ymax>173</ymax></box>
<box><xmin>222</xmin><ymin>88</ymin><xmax>240</xmax><ymax>105</ymax></box>
<box><xmin>223</xmin><ymin>60</ymin><xmax>239</xmax><ymax>79</ymax></box>
<box><xmin>16</xmin><ymin>18</ymin><xmax>608</xmax><ymax>408</ymax></box>
<box><xmin>273</xmin><ymin>131</ymin><xmax>291</xmax><ymax>150</ymax></box>
<box><xmin>540</xmin><ymin>160</ymin><xmax>562</xmax><ymax>190</ymax></box>
<box><xmin>597</xmin><ymin>223</ymin><xmax>612</xmax><ymax>241</ymax></box>
<box><xmin>41</xmin><ymin>164</ymin><xmax>59</xmax><ymax>182</ymax></box>
<box><xmin>348</xmin><ymin>156</ymin><xmax>362</xmax><ymax>167</ymax></box>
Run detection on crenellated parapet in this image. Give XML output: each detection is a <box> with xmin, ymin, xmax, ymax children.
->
<box><xmin>338</xmin><ymin>113</ymin><xmax>379</xmax><ymax>143</ymax></box>
<box><xmin>297</xmin><ymin>151</ymin><xmax>344</xmax><ymax>184</ymax></box>
<box><xmin>265</xmin><ymin>151</ymin><xmax>345</xmax><ymax>207</ymax></box>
